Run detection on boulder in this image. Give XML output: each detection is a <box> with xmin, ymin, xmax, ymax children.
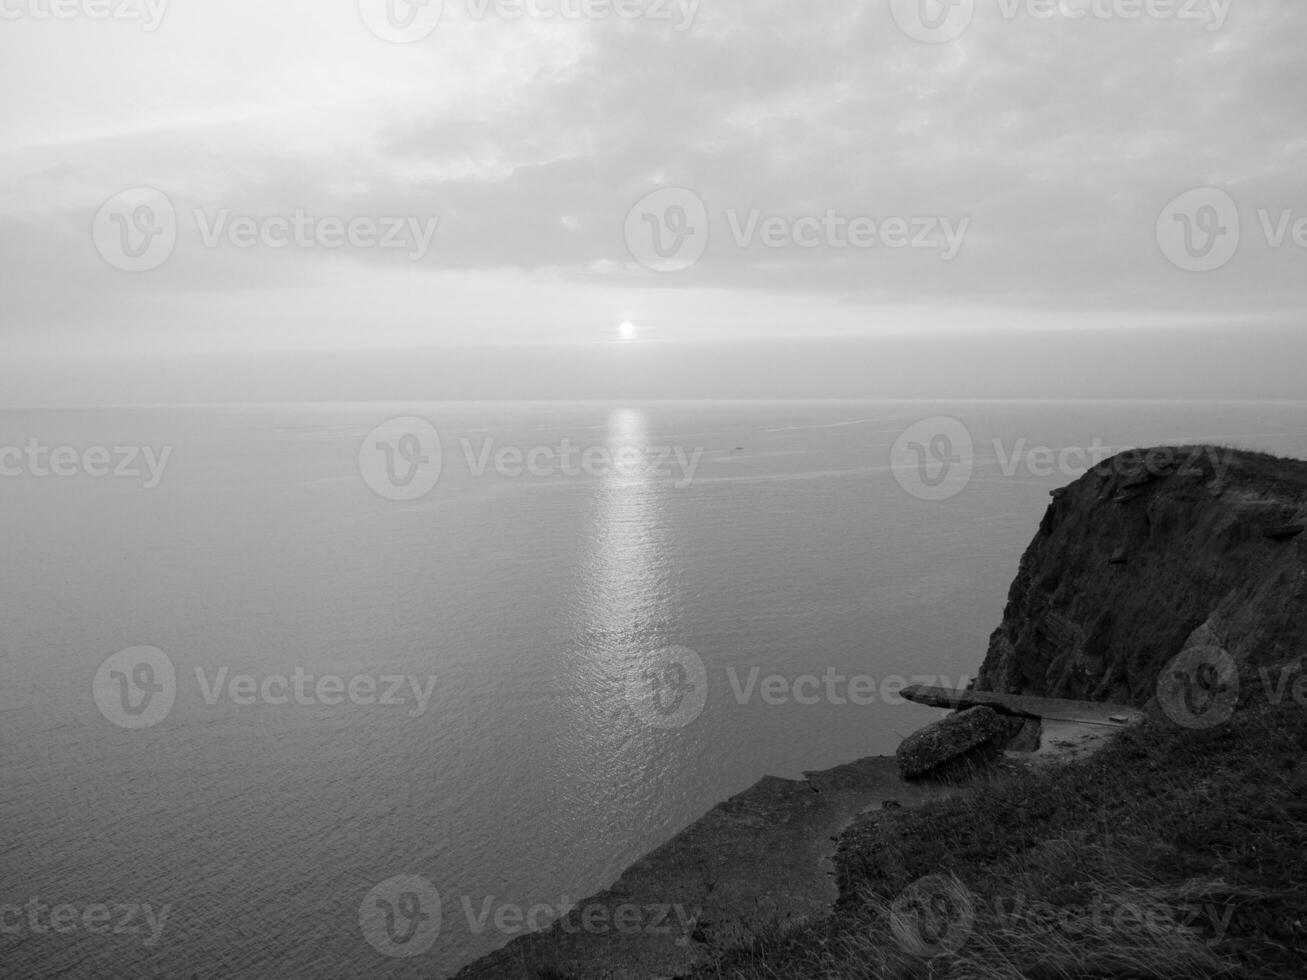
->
<box><xmin>896</xmin><ymin>706</ymin><xmax>1009</xmax><ymax>780</ymax></box>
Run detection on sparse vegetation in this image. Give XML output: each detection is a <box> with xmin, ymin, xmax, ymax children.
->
<box><xmin>695</xmin><ymin>701</ymin><xmax>1307</xmax><ymax>979</ymax></box>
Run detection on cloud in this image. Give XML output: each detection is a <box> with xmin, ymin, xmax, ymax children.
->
<box><xmin>1</xmin><ymin>0</ymin><xmax>1305</xmax><ymax>358</ymax></box>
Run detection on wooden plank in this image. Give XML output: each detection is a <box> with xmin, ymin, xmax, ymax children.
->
<box><xmin>901</xmin><ymin>685</ymin><xmax>1145</xmax><ymax>727</ymax></box>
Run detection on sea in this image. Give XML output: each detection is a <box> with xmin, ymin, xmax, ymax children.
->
<box><xmin>2</xmin><ymin>400</ymin><xmax>1305</xmax><ymax>978</ymax></box>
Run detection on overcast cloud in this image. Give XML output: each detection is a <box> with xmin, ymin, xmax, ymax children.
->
<box><xmin>1</xmin><ymin>1</ymin><xmax>1304</xmax><ymax>399</ymax></box>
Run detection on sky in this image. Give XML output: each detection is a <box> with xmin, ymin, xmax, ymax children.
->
<box><xmin>1</xmin><ymin>0</ymin><xmax>1305</xmax><ymax>402</ymax></box>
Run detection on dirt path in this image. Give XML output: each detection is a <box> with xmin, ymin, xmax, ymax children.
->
<box><xmin>452</xmin><ymin>758</ymin><xmax>961</xmax><ymax>979</ymax></box>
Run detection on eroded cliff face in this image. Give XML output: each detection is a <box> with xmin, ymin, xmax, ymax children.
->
<box><xmin>977</xmin><ymin>446</ymin><xmax>1307</xmax><ymax>708</ymax></box>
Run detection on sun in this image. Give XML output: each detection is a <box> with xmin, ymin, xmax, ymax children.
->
<box><xmin>617</xmin><ymin>321</ymin><xmax>639</xmax><ymax>342</ymax></box>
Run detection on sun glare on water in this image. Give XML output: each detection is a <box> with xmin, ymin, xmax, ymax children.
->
<box><xmin>618</xmin><ymin>321</ymin><xmax>639</xmax><ymax>342</ymax></box>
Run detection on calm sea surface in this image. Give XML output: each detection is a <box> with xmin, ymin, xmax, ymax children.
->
<box><xmin>2</xmin><ymin>400</ymin><xmax>1305</xmax><ymax>977</ymax></box>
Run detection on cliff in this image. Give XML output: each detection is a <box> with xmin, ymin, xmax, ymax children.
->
<box><xmin>977</xmin><ymin>446</ymin><xmax>1307</xmax><ymax>706</ymax></box>
<box><xmin>453</xmin><ymin>445</ymin><xmax>1307</xmax><ymax>978</ymax></box>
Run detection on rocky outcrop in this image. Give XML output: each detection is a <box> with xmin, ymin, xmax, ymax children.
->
<box><xmin>896</xmin><ymin>706</ymin><xmax>1009</xmax><ymax>779</ymax></box>
<box><xmin>977</xmin><ymin>447</ymin><xmax>1307</xmax><ymax>708</ymax></box>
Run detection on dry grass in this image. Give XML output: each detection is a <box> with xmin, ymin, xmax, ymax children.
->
<box><xmin>695</xmin><ymin>700</ymin><xmax>1307</xmax><ymax>980</ymax></box>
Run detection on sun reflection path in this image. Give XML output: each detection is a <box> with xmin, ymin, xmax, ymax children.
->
<box><xmin>546</xmin><ymin>408</ymin><xmax>707</xmax><ymax>858</ymax></box>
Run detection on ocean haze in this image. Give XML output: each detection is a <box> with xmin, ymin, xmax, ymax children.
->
<box><xmin>5</xmin><ymin>325</ymin><xmax>1307</xmax><ymax>405</ymax></box>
